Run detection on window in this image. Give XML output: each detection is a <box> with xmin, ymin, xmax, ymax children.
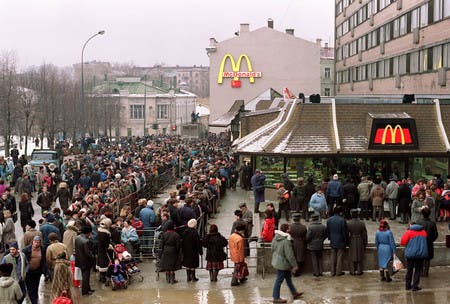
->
<box><xmin>129</xmin><ymin>105</ymin><xmax>144</xmax><ymax>119</ymax></box>
<box><xmin>420</xmin><ymin>49</ymin><xmax>433</xmax><ymax>72</ymax></box>
<box><xmin>399</xmin><ymin>15</ymin><xmax>407</xmax><ymax>36</ymax></box>
<box><xmin>445</xmin><ymin>0</ymin><xmax>450</xmax><ymax>17</ymax></box>
<box><xmin>324</xmin><ymin>88</ymin><xmax>331</xmax><ymax>96</ymax></box>
<box><xmin>343</xmin><ymin>44</ymin><xmax>349</xmax><ymax>58</ymax></box>
<box><xmin>384</xmin><ymin>23</ymin><xmax>391</xmax><ymax>42</ymax></box>
<box><xmin>411</xmin><ymin>8</ymin><xmax>420</xmax><ymax>29</ymax></box>
<box><xmin>350</xmin><ymin>41</ymin><xmax>357</xmax><ymax>56</ymax></box>
<box><xmin>343</xmin><ymin>20</ymin><xmax>349</xmax><ymax>35</ymax></box>
<box><xmin>410</xmin><ymin>51</ymin><xmax>420</xmax><ymax>73</ymax></box>
<box><xmin>433</xmin><ymin>45</ymin><xmax>443</xmax><ymax>70</ymax></box>
<box><xmin>393</xmin><ymin>19</ymin><xmax>400</xmax><ymax>38</ymax></box>
<box><xmin>434</xmin><ymin>0</ymin><xmax>443</xmax><ymax>22</ymax></box>
<box><xmin>393</xmin><ymin>56</ymin><xmax>399</xmax><ymax>75</ymax></box>
<box><xmin>378</xmin><ymin>60</ymin><xmax>385</xmax><ymax>77</ymax></box>
<box><xmin>445</xmin><ymin>43</ymin><xmax>450</xmax><ymax>68</ymax></box>
<box><xmin>324</xmin><ymin>67</ymin><xmax>331</xmax><ymax>79</ymax></box>
<box><xmin>399</xmin><ymin>54</ymin><xmax>408</xmax><ymax>75</ymax></box>
<box><xmin>336</xmin><ymin>1</ymin><xmax>343</xmax><ymax>15</ymax></box>
<box><xmin>358</xmin><ymin>36</ymin><xmax>367</xmax><ymax>52</ymax></box>
<box><xmin>420</xmin><ymin>4</ymin><xmax>429</xmax><ymax>27</ymax></box>
<box><xmin>157</xmin><ymin>104</ymin><xmax>169</xmax><ymax>119</ymax></box>
<box><xmin>371</xmin><ymin>62</ymin><xmax>378</xmax><ymax>79</ymax></box>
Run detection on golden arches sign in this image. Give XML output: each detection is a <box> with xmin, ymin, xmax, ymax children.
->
<box><xmin>217</xmin><ymin>54</ymin><xmax>261</xmax><ymax>84</ymax></box>
<box><xmin>381</xmin><ymin>124</ymin><xmax>405</xmax><ymax>145</ymax></box>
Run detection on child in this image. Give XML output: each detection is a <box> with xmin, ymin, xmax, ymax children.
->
<box><xmin>111</xmin><ymin>259</ymin><xmax>127</xmax><ymax>287</ymax></box>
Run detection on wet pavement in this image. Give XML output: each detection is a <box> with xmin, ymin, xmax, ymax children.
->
<box><xmin>10</xmin><ymin>186</ymin><xmax>450</xmax><ymax>303</ymax></box>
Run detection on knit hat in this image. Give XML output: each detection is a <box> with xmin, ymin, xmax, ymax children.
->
<box><xmin>188</xmin><ymin>219</ymin><xmax>197</xmax><ymax>228</ymax></box>
<box><xmin>81</xmin><ymin>226</ymin><xmax>92</xmax><ymax>234</ymax></box>
<box><xmin>100</xmin><ymin>218</ymin><xmax>112</xmax><ymax>228</ymax></box>
<box><xmin>9</xmin><ymin>242</ymin><xmax>19</xmax><ymax>249</ymax></box>
<box><xmin>147</xmin><ymin>200</ymin><xmax>154</xmax><ymax>207</ymax></box>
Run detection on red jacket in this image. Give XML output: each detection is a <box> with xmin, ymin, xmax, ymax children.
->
<box><xmin>261</xmin><ymin>217</ymin><xmax>275</xmax><ymax>242</ymax></box>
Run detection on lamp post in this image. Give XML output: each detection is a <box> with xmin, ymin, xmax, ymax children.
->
<box><xmin>80</xmin><ymin>30</ymin><xmax>105</xmax><ymax>138</ymax></box>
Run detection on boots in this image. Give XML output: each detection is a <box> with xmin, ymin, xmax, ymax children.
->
<box><xmin>385</xmin><ymin>270</ymin><xmax>392</xmax><ymax>282</ymax></box>
<box><xmin>213</xmin><ymin>270</ymin><xmax>219</xmax><ymax>282</ymax></box>
<box><xmin>166</xmin><ymin>272</ymin><xmax>170</xmax><ymax>283</ymax></box>
<box><xmin>186</xmin><ymin>269</ymin><xmax>192</xmax><ymax>282</ymax></box>
<box><xmin>380</xmin><ymin>270</ymin><xmax>386</xmax><ymax>281</ymax></box>
<box><xmin>169</xmin><ymin>272</ymin><xmax>178</xmax><ymax>284</ymax></box>
<box><xmin>191</xmin><ymin>269</ymin><xmax>199</xmax><ymax>281</ymax></box>
<box><xmin>209</xmin><ymin>270</ymin><xmax>214</xmax><ymax>282</ymax></box>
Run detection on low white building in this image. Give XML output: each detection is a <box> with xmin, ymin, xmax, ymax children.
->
<box><xmin>92</xmin><ymin>77</ymin><xmax>197</xmax><ymax>137</ymax></box>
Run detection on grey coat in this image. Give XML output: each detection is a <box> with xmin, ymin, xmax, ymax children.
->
<box><xmin>306</xmin><ymin>221</ymin><xmax>327</xmax><ymax>251</ymax></box>
<box><xmin>290</xmin><ymin>222</ymin><xmax>307</xmax><ymax>263</ymax></box>
<box><xmin>347</xmin><ymin>218</ymin><xmax>368</xmax><ymax>262</ymax></box>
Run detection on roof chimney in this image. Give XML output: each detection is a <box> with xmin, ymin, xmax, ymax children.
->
<box><xmin>316</xmin><ymin>38</ymin><xmax>322</xmax><ymax>46</ymax></box>
<box><xmin>268</xmin><ymin>18</ymin><xmax>274</xmax><ymax>29</ymax></box>
<box><xmin>285</xmin><ymin>29</ymin><xmax>294</xmax><ymax>35</ymax></box>
<box><xmin>240</xmin><ymin>23</ymin><xmax>250</xmax><ymax>33</ymax></box>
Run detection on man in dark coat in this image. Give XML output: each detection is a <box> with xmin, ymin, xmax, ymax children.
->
<box><xmin>182</xmin><ymin>219</ymin><xmax>203</xmax><ymax>282</ymax></box>
<box><xmin>291</xmin><ymin>178</ymin><xmax>306</xmax><ymax>216</ymax></box>
<box><xmin>306</xmin><ymin>214</ymin><xmax>327</xmax><ymax>276</ymax></box>
<box><xmin>326</xmin><ymin>206</ymin><xmax>348</xmax><ymax>276</ymax></box>
<box><xmin>289</xmin><ymin>213</ymin><xmax>307</xmax><ymax>276</ymax></box>
<box><xmin>251</xmin><ymin>169</ymin><xmax>266</xmax><ymax>214</ymax></box>
<box><xmin>417</xmin><ymin>207</ymin><xmax>438</xmax><ymax>277</ymax></box>
<box><xmin>343</xmin><ymin>178</ymin><xmax>358</xmax><ymax>219</ymax></box>
<box><xmin>22</xmin><ymin>236</ymin><xmax>46</xmax><ymax>304</ymax></box>
<box><xmin>75</xmin><ymin>226</ymin><xmax>95</xmax><ymax>295</ymax></box>
<box><xmin>159</xmin><ymin>221</ymin><xmax>182</xmax><ymax>284</ymax></box>
<box><xmin>347</xmin><ymin>209</ymin><xmax>368</xmax><ymax>275</ymax></box>
<box><xmin>230</xmin><ymin>210</ymin><xmax>250</xmax><ymax>257</ymax></box>
<box><xmin>37</xmin><ymin>186</ymin><xmax>53</xmax><ymax>217</ymax></box>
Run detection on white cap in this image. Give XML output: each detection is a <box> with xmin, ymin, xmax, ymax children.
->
<box><xmin>333</xmin><ymin>174</ymin><xmax>338</xmax><ymax>180</ymax></box>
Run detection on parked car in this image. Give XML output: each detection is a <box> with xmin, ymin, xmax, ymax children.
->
<box><xmin>29</xmin><ymin>149</ymin><xmax>62</xmax><ymax>171</ymax></box>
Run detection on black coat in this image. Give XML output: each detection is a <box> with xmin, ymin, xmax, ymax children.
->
<box><xmin>75</xmin><ymin>234</ymin><xmax>95</xmax><ymax>269</ymax></box>
<box><xmin>19</xmin><ymin>200</ymin><xmax>34</xmax><ymax>226</ymax></box>
<box><xmin>346</xmin><ymin>218</ymin><xmax>368</xmax><ymax>262</ymax></box>
<box><xmin>398</xmin><ymin>184</ymin><xmax>412</xmax><ymax>214</ymax></box>
<box><xmin>97</xmin><ymin>228</ymin><xmax>112</xmax><ymax>270</ymax></box>
<box><xmin>181</xmin><ymin>228</ymin><xmax>202</xmax><ymax>268</ymax></box>
<box><xmin>417</xmin><ymin>218</ymin><xmax>438</xmax><ymax>259</ymax></box>
<box><xmin>290</xmin><ymin>222</ymin><xmax>307</xmax><ymax>262</ymax></box>
<box><xmin>159</xmin><ymin>230</ymin><xmax>182</xmax><ymax>271</ymax></box>
<box><xmin>202</xmin><ymin>232</ymin><xmax>227</xmax><ymax>262</ymax></box>
<box><xmin>56</xmin><ymin>188</ymin><xmax>71</xmax><ymax>211</ymax></box>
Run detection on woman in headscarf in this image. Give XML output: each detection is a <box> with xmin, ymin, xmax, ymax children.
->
<box><xmin>97</xmin><ymin>218</ymin><xmax>113</xmax><ymax>283</ymax></box>
<box><xmin>50</xmin><ymin>252</ymin><xmax>74</xmax><ymax>303</ymax></box>
<box><xmin>375</xmin><ymin>220</ymin><xmax>396</xmax><ymax>283</ymax></box>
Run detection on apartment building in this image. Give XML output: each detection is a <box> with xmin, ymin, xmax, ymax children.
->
<box><xmin>335</xmin><ymin>0</ymin><xmax>450</xmax><ymax>98</ymax></box>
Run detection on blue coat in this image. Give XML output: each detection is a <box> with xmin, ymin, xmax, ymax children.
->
<box><xmin>326</xmin><ymin>180</ymin><xmax>343</xmax><ymax>198</ymax></box>
<box><xmin>139</xmin><ymin>206</ymin><xmax>155</xmax><ymax>228</ymax></box>
<box><xmin>326</xmin><ymin>215</ymin><xmax>348</xmax><ymax>249</ymax></box>
<box><xmin>375</xmin><ymin>229</ymin><xmax>396</xmax><ymax>268</ymax></box>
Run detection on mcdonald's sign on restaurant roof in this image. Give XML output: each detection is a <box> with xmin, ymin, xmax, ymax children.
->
<box><xmin>369</xmin><ymin>116</ymin><xmax>418</xmax><ymax>149</ymax></box>
<box><xmin>217</xmin><ymin>54</ymin><xmax>262</xmax><ymax>88</ymax></box>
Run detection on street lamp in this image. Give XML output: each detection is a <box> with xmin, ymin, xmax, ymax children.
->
<box><xmin>80</xmin><ymin>30</ymin><xmax>105</xmax><ymax>138</ymax></box>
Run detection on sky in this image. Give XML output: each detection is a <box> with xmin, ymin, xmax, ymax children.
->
<box><xmin>1</xmin><ymin>0</ymin><xmax>334</xmax><ymax>70</ymax></box>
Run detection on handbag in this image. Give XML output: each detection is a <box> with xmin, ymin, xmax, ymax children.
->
<box><xmin>392</xmin><ymin>254</ymin><xmax>404</xmax><ymax>274</ymax></box>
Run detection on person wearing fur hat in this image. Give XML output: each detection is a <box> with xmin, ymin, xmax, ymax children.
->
<box><xmin>97</xmin><ymin>218</ymin><xmax>113</xmax><ymax>283</ymax></box>
<box><xmin>1</xmin><ymin>241</ymin><xmax>27</xmax><ymax>303</ymax></box>
<box><xmin>182</xmin><ymin>219</ymin><xmax>203</xmax><ymax>282</ymax></box>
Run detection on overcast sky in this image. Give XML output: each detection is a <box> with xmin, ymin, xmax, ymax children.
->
<box><xmin>1</xmin><ymin>0</ymin><xmax>334</xmax><ymax>69</ymax></box>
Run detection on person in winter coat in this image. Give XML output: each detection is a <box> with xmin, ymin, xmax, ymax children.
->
<box><xmin>229</xmin><ymin>224</ymin><xmax>247</xmax><ymax>286</ymax></box>
<box><xmin>370</xmin><ymin>183</ymin><xmax>386</xmax><ymax>221</ymax></box>
<box><xmin>261</xmin><ymin>209</ymin><xmax>275</xmax><ymax>243</ymax></box>
<box><xmin>400</xmin><ymin>222</ymin><xmax>428</xmax><ymax>291</ymax></box>
<box><xmin>386</xmin><ymin>176</ymin><xmax>399</xmax><ymax>220</ymax></box>
<box><xmin>347</xmin><ymin>209</ymin><xmax>368</xmax><ymax>275</ymax></box>
<box><xmin>159</xmin><ymin>221</ymin><xmax>182</xmax><ymax>284</ymax></box>
<box><xmin>37</xmin><ymin>186</ymin><xmax>53</xmax><ymax>217</ymax></box>
<box><xmin>417</xmin><ymin>207</ymin><xmax>438</xmax><ymax>277</ymax></box>
<box><xmin>326</xmin><ymin>174</ymin><xmax>344</xmax><ymax>215</ymax></box>
<box><xmin>398</xmin><ymin>180</ymin><xmax>412</xmax><ymax>224</ymax></box>
<box><xmin>411</xmin><ymin>191</ymin><xmax>426</xmax><ymax>223</ymax></box>
<box><xmin>0</xmin><ymin>263</ymin><xmax>23</xmax><ymax>304</ymax></box>
<box><xmin>2</xmin><ymin>210</ymin><xmax>16</xmax><ymax>247</ymax></box>
<box><xmin>23</xmin><ymin>236</ymin><xmax>46</xmax><ymax>304</ymax></box>
<box><xmin>291</xmin><ymin>178</ymin><xmax>306</xmax><ymax>217</ymax></box>
<box><xmin>182</xmin><ymin>219</ymin><xmax>203</xmax><ymax>282</ymax></box>
<box><xmin>289</xmin><ymin>213</ymin><xmax>307</xmax><ymax>277</ymax></box>
<box><xmin>326</xmin><ymin>206</ymin><xmax>348</xmax><ymax>276</ymax></box>
<box><xmin>50</xmin><ymin>252</ymin><xmax>73</xmax><ymax>303</ymax></box>
<box><xmin>357</xmin><ymin>176</ymin><xmax>372</xmax><ymax>220</ymax></box>
<box><xmin>96</xmin><ymin>218</ymin><xmax>113</xmax><ymax>283</ymax></box>
<box><xmin>1</xmin><ymin>241</ymin><xmax>27</xmax><ymax>303</ymax></box>
<box><xmin>202</xmin><ymin>224</ymin><xmax>227</xmax><ymax>282</ymax></box>
<box><xmin>375</xmin><ymin>220</ymin><xmax>396</xmax><ymax>282</ymax></box>
<box><xmin>55</xmin><ymin>182</ymin><xmax>71</xmax><ymax>211</ymax></box>
<box><xmin>121</xmin><ymin>219</ymin><xmax>139</xmax><ymax>256</ymax></box>
<box><xmin>19</xmin><ymin>193</ymin><xmax>34</xmax><ymax>233</ymax></box>
<box><xmin>251</xmin><ymin>169</ymin><xmax>266</xmax><ymax>214</ymax></box>
<box><xmin>306</xmin><ymin>214</ymin><xmax>327</xmax><ymax>276</ymax></box>
<box><xmin>62</xmin><ymin>220</ymin><xmax>78</xmax><ymax>259</ymax></box>
<box><xmin>75</xmin><ymin>226</ymin><xmax>95</xmax><ymax>296</ymax></box>
<box><xmin>271</xmin><ymin>223</ymin><xmax>303</xmax><ymax>303</ymax></box>
<box><xmin>22</xmin><ymin>220</ymin><xmax>42</xmax><ymax>248</ymax></box>
<box><xmin>308</xmin><ymin>187</ymin><xmax>327</xmax><ymax>220</ymax></box>
<box><xmin>342</xmin><ymin>178</ymin><xmax>358</xmax><ymax>219</ymax></box>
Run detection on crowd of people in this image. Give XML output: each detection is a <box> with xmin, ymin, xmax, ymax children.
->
<box><xmin>0</xmin><ymin>133</ymin><xmax>450</xmax><ymax>303</ymax></box>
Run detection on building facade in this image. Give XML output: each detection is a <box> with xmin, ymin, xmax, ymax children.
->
<box><xmin>92</xmin><ymin>77</ymin><xmax>197</xmax><ymax>137</ymax></box>
<box><xmin>335</xmin><ymin>0</ymin><xmax>450</xmax><ymax>98</ymax></box>
<box><xmin>320</xmin><ymin>41</ymin><xmax>336</xmax><ymax>96</ymax></box>
<box><xmin>207</xmin><ymin>20</ymin><xmax>321</xmax><ymax>126</ymax></box>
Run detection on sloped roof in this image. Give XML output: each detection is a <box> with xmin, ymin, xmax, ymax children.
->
<box><xmin>92</xmin><ymin>81</ymin><xmax>168</xmax><ymax>95</ymax></box>
<box><xmin>234</xmin><ymin>102</ymin><xmax>450</xmax><ymax>156</ymax></box>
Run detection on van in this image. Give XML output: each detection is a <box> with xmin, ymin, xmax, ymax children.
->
<box><xmin>29</xmin><ymin>149</ymin><xmax>62</xmax><ymax>171</ymax></box>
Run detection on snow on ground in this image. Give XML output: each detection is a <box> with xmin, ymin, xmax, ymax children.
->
<box><xmin>0</xmin><ymin>135</ymin><xmax>49</xmax><ymax>157</ymax></box>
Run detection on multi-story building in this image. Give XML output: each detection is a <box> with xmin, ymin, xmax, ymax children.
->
<box><xmin>335</xmin><ymin>0</ymin><xmax>450</xmax><ymax>99</ymax></box>
<box><xmin>207</xmin><ymin>20</ymin><xmax>321</xmax><ymax>126</ymax></box>
<box><xmin>320</xmin><ymin>41</ymin><xmax>336</xmax><ymax>96</ymax></box>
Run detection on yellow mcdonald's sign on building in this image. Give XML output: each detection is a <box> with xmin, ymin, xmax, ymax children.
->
<box><xmin>374</xmin><ymin>124</ymin><xmax>413</xmax><ymax>145</ymax></box>
<box><xmin>217</xmin><ymin>54</ymin><xmax>262</xmax><ymax>88</ymax></box>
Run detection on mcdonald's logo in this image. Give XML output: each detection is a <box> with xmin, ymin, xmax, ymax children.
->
<box><xmin>373</xmin><ymin>124</ymin><xmax>412</xmax><ymax>145</ymax></box>
<box><xmin>217</xmin><ymin>54</ymin><xmax>262</xmax><ymax>88</ymax></box>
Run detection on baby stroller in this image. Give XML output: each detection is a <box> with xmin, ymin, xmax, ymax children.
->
<box><xmin>152</xmin><ymin>226</ymin><xmax>163</xmax><ymax>281</ymax></box>
<box><xmin>113</xmin><ymin>243</ymin><xmax>144</xmax><ymax>283</ymax></box>
<box><xmin>105</xmin><ymin>244</ymin><xmax>129</xmax><ymax>291</ymax></box>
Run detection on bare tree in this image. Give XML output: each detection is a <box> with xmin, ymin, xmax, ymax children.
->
<box><xmin>0</xmin><ymin>51</ymin><xmax>19</xmax><ymax>157</ymax></box>
<box><xmin>17</xmin><ymin>69</ymin><xmax>38</xmax><ymax>155</ymax></box>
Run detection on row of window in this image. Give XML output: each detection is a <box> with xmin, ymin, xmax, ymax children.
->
<box><xmin>336</xmin><ymin>0</ymin><xmax>396</xmax><ymax>36</ymax></box>
<box><xmin>336</xmin><ymin>0</ymin><xmax>450</xmax><ymax>62</ymax></box>
<box><xmin>129</xmin><ymin>104</ymin><xmax>169</xmax><ymax>120</ymax></box>
<box><xmin>337</xmin><ymin>42</ymin><xmax>450</xmax><ymax>83</ymax></box>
